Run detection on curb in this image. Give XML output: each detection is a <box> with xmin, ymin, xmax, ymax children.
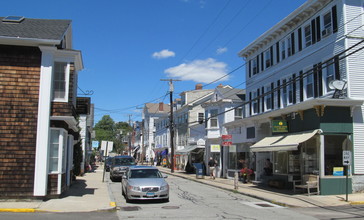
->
<box><xmin>350</xmin><ymin>201</ymin><xmax>364</xmax><ymax>205</ymax></box>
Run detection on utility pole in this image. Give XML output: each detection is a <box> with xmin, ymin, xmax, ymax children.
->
<box><xmin>161</xmin><ymin>79</ymin><xmax>180</xmax><ymax>173</ymax></box>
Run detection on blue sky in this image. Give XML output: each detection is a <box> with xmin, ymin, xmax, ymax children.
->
<box><xmin>3</xmin><ymin>0</ymin><xmax>307</xmax><ymax>124</ymax></box>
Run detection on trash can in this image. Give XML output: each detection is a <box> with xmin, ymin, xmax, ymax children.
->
<box><xmin>193</xmin><ymin>163</ymin><xmax>205</xmax><ymax>179</ymax></box>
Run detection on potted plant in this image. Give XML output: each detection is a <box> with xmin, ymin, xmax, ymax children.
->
<box><xmin>240</xmin><ymin>167</ymin><xmax>253</xmax><ymax>183</ymax></box>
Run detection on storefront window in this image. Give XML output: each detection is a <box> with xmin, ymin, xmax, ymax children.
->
<box><xmin>228</xmin><ymin>145</ymin><xmax>247</xmax><ymax>170</ymax></box>
<box><xmin>324</xmin><ymin>135</ymin><xmax>350</xmax><ymax>176</ymax></box>
<box><xmin>302</xmin><ymin>136</ymin><xmax>319</xmax><ymax>174</ymax></box>
<box><xmin>274</xmin><ymin>151</ymin><xmax>288</xmax><ymax>174</ymax></box>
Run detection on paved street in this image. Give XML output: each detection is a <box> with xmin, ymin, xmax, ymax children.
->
<box><xmin>109</xmin><ymin>172</ymin><xmax>316</xmax><ymax>220</ymax></box>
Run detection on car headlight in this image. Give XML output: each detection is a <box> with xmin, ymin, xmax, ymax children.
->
<box><xmin>160</xmin><ymin>184</ymin><xmax>169</xmax><ymax>191</ymax></box>
<box><xmin>128</xmin><ymin>185</ymin><xmax>141</xmax><ymax>191</ymax></box>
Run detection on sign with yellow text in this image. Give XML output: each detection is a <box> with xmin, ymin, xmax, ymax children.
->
<box><xmin>272</xmin><ymin>120</ymin><xmax>288</xmax><ymax>133</ymax></box>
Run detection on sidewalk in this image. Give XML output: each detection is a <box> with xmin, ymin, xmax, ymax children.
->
<box><xmin>159</xmin><ymin>167</ymin><xmax>364</xmax><ymax>208</ymax></box>
<box><xmin>0</xmin><ymin>164</ymin><xmax>116</xmax><ymax>213</ymax></box>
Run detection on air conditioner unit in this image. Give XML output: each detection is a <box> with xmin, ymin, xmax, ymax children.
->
<box><xmin>322</xmin><ymin>28</ymin><xmax>332</xmax><ymax>37</ymax></box>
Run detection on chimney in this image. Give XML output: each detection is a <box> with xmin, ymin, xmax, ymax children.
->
<box><xmin>217</xmin><ymin>84</ymin><xmax>224</xmax><ymax>88</ymax></box>
<box><xmin>195</xmin><ymin>84</ymin><xmax>203</xmax><ymax>90</ymax></box>
<box><xmin>158</xmin><ymin>102</ymin><xmax>164</xmax><ymax>111</ymax></box>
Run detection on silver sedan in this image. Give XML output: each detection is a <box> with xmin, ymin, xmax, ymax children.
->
<box><xmin>121</xmin><ymin>166</ymin><xmax>169</xmax><ymax>202</ymax></box>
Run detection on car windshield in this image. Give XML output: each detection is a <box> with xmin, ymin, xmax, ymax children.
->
<box><xmin>114</xmin><ymin>158</ymin><xmax>135</xmax><ymax>165</ymax></box>
<box><xmin>129</xmin><ymin>169</ymin><xmax>163</xmax><ymax>179</ymax></box>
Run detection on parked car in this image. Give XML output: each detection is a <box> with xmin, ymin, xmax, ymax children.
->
<box><xmin>105</xmin><ymin>157</ymin><xmax>113</xmax><ymax>172</ymax></box>
<box><xmin>110</xmin><ymin>156</ymin><xmax>136</xmax><ymax>182</ymax></box>
<box><xmin>122</xmin><ymin>166</ymin><xmax>169</xmax><ymax>202</ymax></box>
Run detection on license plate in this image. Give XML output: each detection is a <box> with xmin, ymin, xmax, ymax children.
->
<box><xmin>146</xmin><ymin>192</ymin><xmax>155</xmax><ymax>197</ymax></box>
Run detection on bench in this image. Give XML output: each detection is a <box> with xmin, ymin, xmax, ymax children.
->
<box><xmin>293</xmin><ymin>174</ymin><xmax>319</xmax><ymax>196</ymax></box>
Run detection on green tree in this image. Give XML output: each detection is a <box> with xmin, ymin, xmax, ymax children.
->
<box><xmin>94</xmin><ymin>115</ymin><xmax>134</xmax><ymax>155</ymax></box>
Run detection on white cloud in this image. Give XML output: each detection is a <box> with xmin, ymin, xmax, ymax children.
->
<box><xmin>216</xmin><ymin>47</ymin><xmax>228</xmax><ymax>55</ymax></box>
<box><xmin>152</xmin><ymin>49</ymin><xmax>175</xmax><ymax>59</ymax></box>
<box><xmin>164</xmin><ymin>58</ymin><xmax>229</xmax><ymax>83</ymax></box>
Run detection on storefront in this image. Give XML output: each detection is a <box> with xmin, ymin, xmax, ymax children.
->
<box><xmin>175</xmin><ymin>145</ymin><xmax>204</xmax><ymax>172</ymax></box>
<box><xmin>250</xmin><ymin>106</ymin><xmax>355</xmax><ymax>195</ymax></box>
<box><xmin>226</xmin><ymin>143</ymin><xmax>252</xmax><ymax>179</ymax></box>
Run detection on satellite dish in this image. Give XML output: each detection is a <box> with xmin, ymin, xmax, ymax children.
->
<box><xmin>330</xmin><ymin>80</ymin><xmax>347</xmax><ymax>90</ymax></box>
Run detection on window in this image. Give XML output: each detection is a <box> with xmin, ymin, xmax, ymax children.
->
<box><xmin>49</xmin><ymin>128</ymin><xmax>67</xmax><ymax>173</ymax></box>
<box><xmin>281</xmin><ymin>41</ymin><xmax>286</xmax><ymax>60</ymax></box>
<box><xmin>282</xmin><ymin>79</ymin><xmax>287</xmax><ymax>107</ymax></box>
<box><xmin>198</xmin><ymin>113</ymin><xmax>204</xmax><ymax>124</ymax></box>
<box><xmin>324</xmin><ymin>135</ymin><xmax>351</xmax><ymax>176</ymax></box>
<box><xmin>274</xmin><ymin>151</ymin><xmax>288</xmax><ymax>174</ymax></box>
<box><xmin>210</xmin><ymin>109</ymin><xmax>218</xmax><ymax>128</ymax></box>
<box><xmin>304</xmin><ymin>24</ymin><xmax>312</xmax><ymax>47</ymax></box>
<box><xmin>265</xmin><ymin>85</ymin><xmax>272</xmax><ymax>110</ymax></box>
<box><xmin>53</xmin><ymin>62</ymin><xmax>69</xmax><ymax>101</ymax></box>
<box><xmin>252</xmin><ymin>91</ymin><xmax>258</xmax><ymax>114</ymax></box>
<box><xmin>234</xmin><ymin>107</ymin><xmax>243</xmax><ymax>120</ymax></box>
<box><xmin>287</xmin><ymin>36</ymin><xmax>292</xmax><ymax>57</ymax></box>
<box><xmin>306</xmin><ymin>73</ymin><xmax>314</xmax><ymax>99</ymax></box>
<box><xmin>325</xmin><ymin>59</ymin><xmax>335</xmax><ymax>92</ymax></box>
<box><xmin>252</xmin><ymin>57</ymin><xmax>258</xmax><ymax>75</ymax></box>
<box><xmin>322</xmin><ymin>11</ymin><xmax>332</xmax><ymax>37</ymax></box>
<box><xmin>264</xmin><ymin>50</ymin><xmax>271</xmax><ymax>68</ymax></box>
<box><xmin>288</xmin><ymin>77</ymin><xmax>293</xmax><ymax>104</ymax></box>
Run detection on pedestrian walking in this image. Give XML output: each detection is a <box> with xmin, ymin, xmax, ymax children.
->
<box><xmin>208</xmin><ymin>157</ymin><xmax>217</xmax><ymax>179</ymax></box>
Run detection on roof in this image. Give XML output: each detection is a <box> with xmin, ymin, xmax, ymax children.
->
<box><xmin>216</xmin><ymin>88</ymin><xmax>245</xmax><ymax>102</ymax></box>
<box><xmin>145</xmin><ymin>103</ymin><xmax>170</xmax><ymax>114</ymax></box>
<box><xmin>0</xmin><ymin>17</ymin><xmax>71</xmax><ymax>42</ymax></box>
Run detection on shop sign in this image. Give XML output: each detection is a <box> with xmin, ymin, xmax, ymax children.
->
<box><xmin>272</xmin><ymin>120</ymin><xmax>288</xmax><ymax>133</ymax></box>
<box><xmin>197</xmin><ymin>139</ymin><xmax>205</xmax><ymax>146</ymax></box>
<box><xmin>211</xmin><ymin>144</ymin><xmax>221</xmax><ymax>152</ymax></box>
<box><xmin>333</xmin><ymin>167</ymin><xmax>344</xmax><ymax>176</ymax></box>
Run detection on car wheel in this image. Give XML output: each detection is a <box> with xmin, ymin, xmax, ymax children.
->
<box><xmin>110</xmin><ymin>175</ymin><xmax>115</xmax><ymax>182</ymax></box>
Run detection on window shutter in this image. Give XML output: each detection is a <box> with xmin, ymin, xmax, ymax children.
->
<box><xmin>276</xmin><ymin>42</ymin><xmax>280</xmax><ymax>63</ymax></box>
<box><xmin>277</xmin><ymin>80</ymin><xmax>281</xmax><ymax>108</ymax></box>
<box><xmin>298</xmin><ymin>28</ymin><xmax>302</xmax><ymax>51</ymax></box>
<box><xmin>260</xmin><ymin>53</ymin><xmax>264</xmax><ymax>71</ymax></box>
<box><xmin>270</xmin><ymin>46</ymin><xmax>274</xmax><ymax>66</ymax></box>
<box><xmin>313</xmin><ymin>64</ymin><xmax>319</xmax><ymax>97</ymax></box>
<box><xmin>299</xmin><ymin>71</ymin><xmax>304</xmax><ymax>102</ymax></box>
<box><xmin>291</xmin><ymin>32</ymin><xmax>295</xmax><ymax>55</ymax></box>
<box><xmin>257</xmin><ymin>88</ymin><xmax>260</xmax><ymax>113</ymax></box>
<box><xmin>318</xmin><ymin>62</ymin><xmax>323</xmax><ymax>96</ymax></box>
<box><xmin>311</xmin><ymin>19</ymin><xmax>316</xmax><ymax>44</ymax></box>
<box><xmin>316</xmin><ymin>16</ymin><xmax>321</xmax><ymax>42</ymax></box>
<box><xmin>332</xmin><ymin>5</ymin><xmax>338</xmax><ymax>33</ymax></box>
<box><xmin>292</xmin><ymin>74</ymin><xmax>296</xmax><ymax>104</ymax></box>
<box><xmin>249</xmin><ymin>92</ymin><xmax>252</xmax><ymax>116</ymax></box>
<box><xmin>334</xmin><ymin>55</ymin><xmax>340</xmax><ymax>79</ymax></box>
<box><xmin>271</xmin><ymin>82</ymin><xmax>274</xmax><ymax>109</ymax></box>
<box><xmin>261</xmin><ymin>86</ymin><xmax>265</xmax><ymax>112</ymax></box>
<box><xmin>248</xmin><ymin>60</ymin><xmax>252</xmax><ymax>78</ymax></box>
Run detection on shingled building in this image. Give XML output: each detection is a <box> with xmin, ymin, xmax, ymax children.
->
<box><xmin>0</xmin><ymin>16</ymin><xmax>83</xmax><ymax>198</ymax></box>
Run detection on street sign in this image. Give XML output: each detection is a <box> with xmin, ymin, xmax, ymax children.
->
<box><xmin>343</xmin><ymin>150</ymin><xmax>351</xmax><ymax>166</ymax></box>
<box><xmin>222</xmin><ymin>134</ymin><xmax>232</xmax><ymax>146</ymax></box>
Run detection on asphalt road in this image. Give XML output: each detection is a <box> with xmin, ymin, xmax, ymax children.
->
<box><xmin>109</xmin><ymin>173</ymin><xmax>317</xmax><ymax>220</ymax></box>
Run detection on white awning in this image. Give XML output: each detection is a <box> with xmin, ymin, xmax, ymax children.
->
<box><xmin>251</xmin><ymin>129</ymin><xmax>321</xmax><ymax>152</ymax></box>
<box><xmin>176</xmin><ymin>145</ymin><xmax>204</xmax><ymax>154</ymax></box>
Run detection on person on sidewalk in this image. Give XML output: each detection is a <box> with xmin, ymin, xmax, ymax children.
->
<box><xmin>208</xmin><ymin>157</ymin><xmax>217</xmax><ymax>180</ymax></box>
<box><xmin>264</xmin><ymin>158</ymin><xmax>273</xmax><ymax>176</ymax></box>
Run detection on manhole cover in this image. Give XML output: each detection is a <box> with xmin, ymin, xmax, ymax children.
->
<box><xmin>255</xmin><ymin>203</ymin><xmax>274</xmax><ymax>207</ymax></box>
<box><xmin>120</xmin><ymin>206</ymin><xmax>141</xmax><ymax>211</ymax></box>
<box><xmin>162</xmin><ymin>206</ymin><xmax>180</xmax><ymax>209</ymax></box>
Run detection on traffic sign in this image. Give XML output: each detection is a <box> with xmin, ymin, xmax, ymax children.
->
<box><xmin>343</xmin><ymin>150</ymin><xmax>351</xmax><ymax>166</ymax></box>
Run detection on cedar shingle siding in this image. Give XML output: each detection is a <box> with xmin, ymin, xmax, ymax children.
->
<box><xmin>0</xmin><ymin>45</ymin><xmax>41</xmax><ymax>198</ymax></box>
